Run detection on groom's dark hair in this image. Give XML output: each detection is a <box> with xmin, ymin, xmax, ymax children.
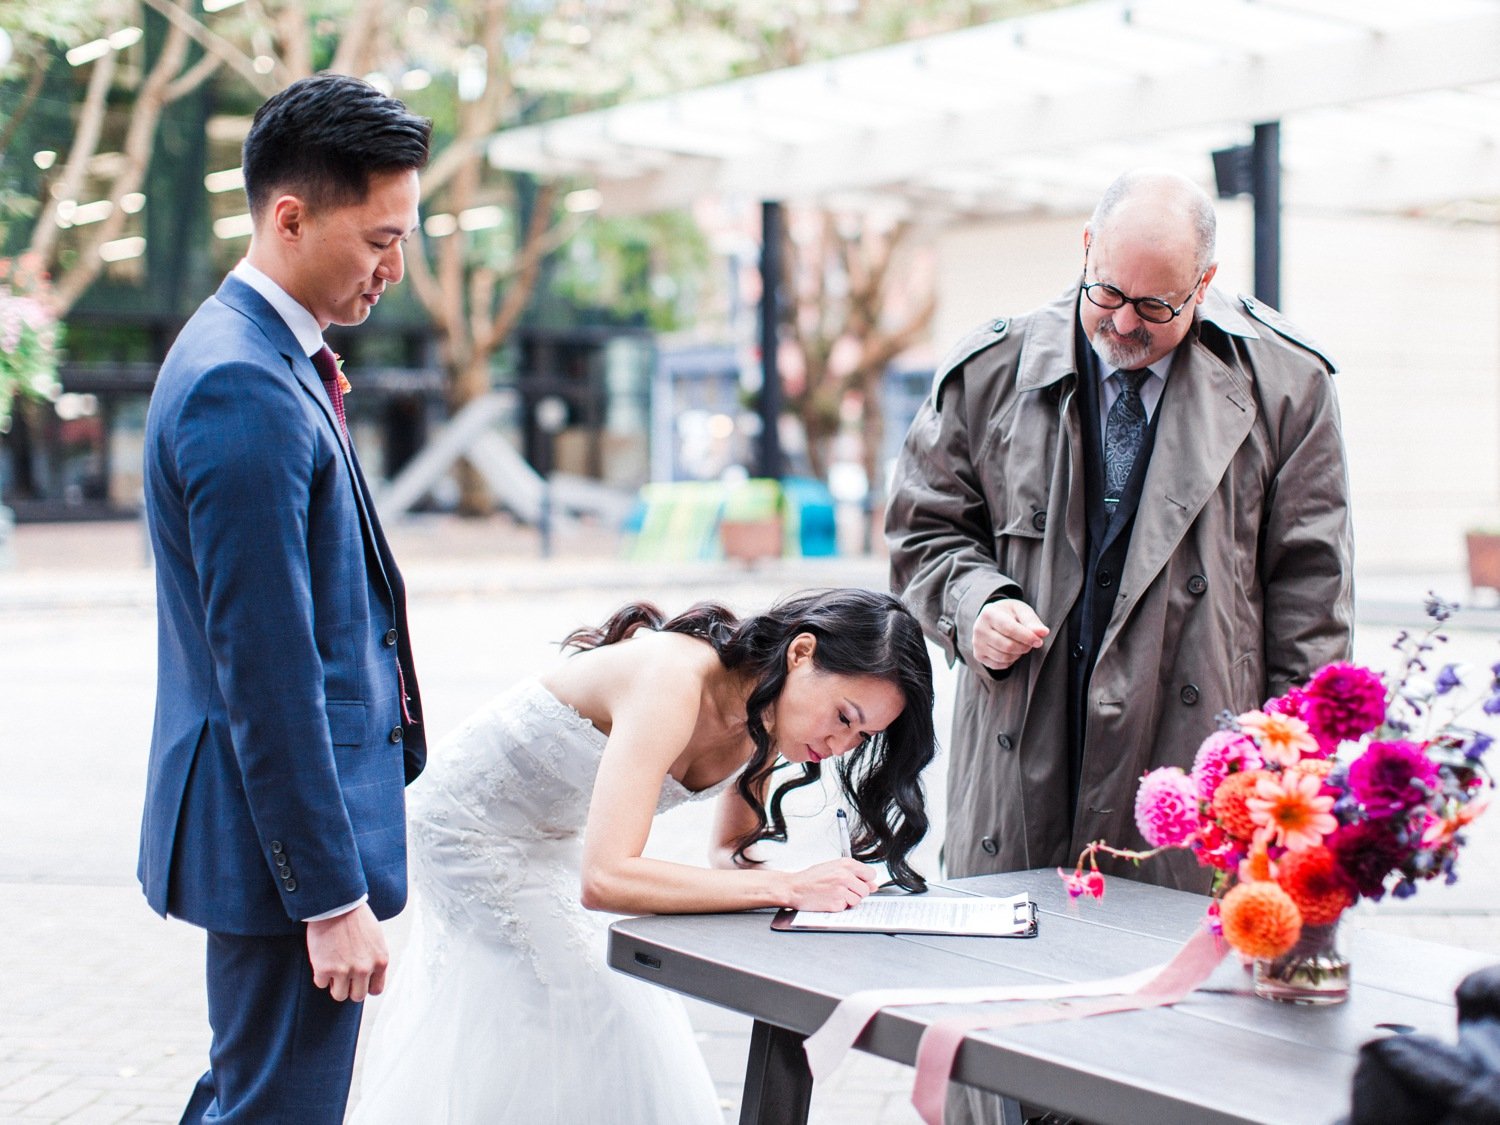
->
<box><xmin>243</xmin><ymin>74</ymin><xmax>432</xmax><ymax>220</ymax></box>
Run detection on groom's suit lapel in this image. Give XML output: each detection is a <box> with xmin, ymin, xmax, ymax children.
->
<box><xmin>214</xmin><ymin>276</ymin><xmax>398</xmax><ymax>601</ymax></box>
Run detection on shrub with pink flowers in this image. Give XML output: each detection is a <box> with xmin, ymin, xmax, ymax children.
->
<box><xmin>0</xmin><ymin>254</ymin><xmax>63</xmax><ymax>430</ymax></box>
<box><xmin>1061</xmin><ymin>596</ymin><xmax>1495</xmax><ymax>961</ymax></box>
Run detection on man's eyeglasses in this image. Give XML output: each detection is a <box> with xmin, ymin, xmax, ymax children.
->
<box><xmin>1081</xmin><ymin>259</ymin><xmax>1206</xmax><ymax>325</ymax></box>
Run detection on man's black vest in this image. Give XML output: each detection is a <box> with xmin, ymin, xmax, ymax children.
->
<box><xmin>1064</xmin><ymin>349</ymin><xmax>1165</xmax><ymax>815</ymax></box>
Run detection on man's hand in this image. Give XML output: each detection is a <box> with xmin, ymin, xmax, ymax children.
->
<box><xmin>972</xmin><ymin>598</ymin><xmax>1049</xmax><ymax>671</ymax></box>
<box><xmin>306</xmin><ymin>903</ymin><xmax>388</xmax><ymax>1002</ymax></box>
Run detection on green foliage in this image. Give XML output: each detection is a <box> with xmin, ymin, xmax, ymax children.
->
<box><xmin>549</xmin><ymin>212</ymin><xmax>710</xmax><ymax>332</ymax></box>
<box><xmin>0</xmin><ymin>254</ymin><xmax>62</xmax><ymax>430</ymax></box>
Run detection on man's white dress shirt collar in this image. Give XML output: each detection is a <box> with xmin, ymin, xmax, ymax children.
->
<box><xmin>231</xmin><ymin>260</ymin><xmax>325</xmax><ymax>359</ymax></box>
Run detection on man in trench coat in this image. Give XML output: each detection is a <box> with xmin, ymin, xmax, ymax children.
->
<box><xmin>888</xmin><ymin>168</ymin><xmax>1354</xmax><ymax>896</ymax></box>
<box><xmin>887</xmin><ymin>166</ymin><xmax>1354</xmax><ymax>1125</ymax></box>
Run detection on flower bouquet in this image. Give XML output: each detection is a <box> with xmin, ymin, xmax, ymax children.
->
<box><xmin>0</xmin><ymin>254</ymin><xmax>63</xmax><ymax>432</ymax></box>
<box><xmin>1062</xmin><ymin>596</ymin><xmax>1495</xmax><ymax>1003</ymax></box>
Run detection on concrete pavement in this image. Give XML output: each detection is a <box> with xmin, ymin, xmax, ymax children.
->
<box><xmin>3</xmin><ymin>515</ymin><xmax>1498</xmax><ymax>1123</ymax></box>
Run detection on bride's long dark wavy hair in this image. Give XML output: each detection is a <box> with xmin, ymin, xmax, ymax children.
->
<box><xmin>561</xmin><ymin>588</ymin><xmax>936</xmax><ymax>891</ymax></box>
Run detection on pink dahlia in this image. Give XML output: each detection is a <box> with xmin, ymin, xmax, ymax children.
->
<box><xmin>1347</xmin><ymin>739</ymin><xmax>1439</xmax><ymax>818</ymax></box>
<box><xmin>1191</xmin><ymin>729</ymin><xmax>1263</xmax><ymax>800</ymax></box>
<box><xmin>1134</xmin><ymin>767</ymin><xmax>1201</xmax><ymax>847</ymax></box>
<box><xmin>1303</xmin><ymin>662</ymin><xmax>1387</xmax><ymax>747</ymax></box>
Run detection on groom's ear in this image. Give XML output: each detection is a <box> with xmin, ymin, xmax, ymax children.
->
<box><xmin>269</xmin><ymin>194</ymin><xmax>309</xmax><ymax>243</ymax></box>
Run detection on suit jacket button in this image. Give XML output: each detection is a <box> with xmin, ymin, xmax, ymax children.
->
<box><xmin>1187</xmin><ymin>575</ymin><xmax>1208</xmax><ymax>595</ymax></box>
<box><xmin>1180</xmin><ymin>684</ymin><xmax>1201</xmax><ymax>705</ymax></box>
<box><xmin>270</xmin><ymin>841</ymin><xmax>284</xmax><ymax>854</ymax></box>
<box><xmin>384</xmin><ymin>628</ymin><xmax>399</xmax><ymax>647</ymax></box>
<box><xmin>390</xmin><ymin>726</ymin><xmax>404</xmax><ymax>743</ymax></box>
<box><xmin>275</xmin><ymin>855</ymin><xmax>289</xmax><ymax>870</ymax></box>
<box><xmin>980</xmin><ymin>836</ymin><xmax>999</xmax><ymax>856</ymax></box>
<box><xmin>283</xmin><ymin>878</ymin><xmax>297</xmax><ymax>892</ymax></box>
<box><xmin>1031</xmin><ymin>511</ymin><xmax>1047</xmax><ymax>532</ymax></box>
<box><xmin>995</xmin><ymin>733</ymin><xmax>1013</xmax><ymax>751</ymax></box>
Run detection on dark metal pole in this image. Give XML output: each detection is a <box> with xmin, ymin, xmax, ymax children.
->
<box><xmin>758</xmin><ymin>201</ymin><xmax>784</xmax><ymax>481</ymax></box>
<box><xmin>1251</xmin><ymin>121</ymin><xmax>1281</xmax><ymax>309</ymax></box>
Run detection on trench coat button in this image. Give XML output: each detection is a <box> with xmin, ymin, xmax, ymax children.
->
<box><xmin>1071</xmin><ymin>644</ymin><xmax>1085</xmax><ymax>661</ymax></box>
<box><xmin>1097</xmin><ymin>570</ymin><xmax>1113</xmax><ymax>588</ymax></box>
<box><xmin>1180</xmin><ymin>684</ymin><xmax>1201</xmax><ymax>705</ymax></box>
<box><xmin>1187</xmin><ymin>575</ymin><xmax>1208</xmax><ymax>596</ymax></box>
<box><xmin>1031</xmin><ymin>511</ymin><xmax>1047</xmax><ymax>532</ymax></box>
<box><xmin>991</xmin><ymin>318</ymin><xmax>1008</xmax><ymax>334</ymax></box>
<box><xmin>980</xmin><ymin>836</ymin><xmax>999</xmax><ymax>856</ymax></box>
<box><xmin>995</xmin><ymin>733</ymin><xmax>1013</xmax><ymax>751</ymax></box>
<box><xmin>270</xmin><ymin>841</ymin><xmax>284</xmax><ymax>855</ymax></box>
<box><xmin>390</xmin><ymin>725</ymin><xmax>404</xmax><ymax>744</ymax></box>
<box><xmin>284</xmin><ymin>878</ymin><xmax>297</xmax><ymax>892</ymax></box>
<box><xmin>384</xmin><ymin>628</ymin><xmax>399</xmax><ymax>647</ymax></box>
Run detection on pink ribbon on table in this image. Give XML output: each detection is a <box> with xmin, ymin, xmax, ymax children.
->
<box><xmin>909</xmin><ymin>927</ymin><xmax>1227</xmax><ymax>1125</ymax></box>
<box><xmin>801</xmin><ymin>924</ymin><xmax>1227</xmax><ymax>1125</ymax></box>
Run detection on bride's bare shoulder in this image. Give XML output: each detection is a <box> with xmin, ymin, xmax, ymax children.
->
<box><xmin>542</xmin><ymin>630</ymin><xmax>715</xmax><ymax>728</ymax></box>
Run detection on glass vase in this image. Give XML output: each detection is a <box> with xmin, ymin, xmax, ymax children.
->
<box><xmin>1253</xmin><ymin>920</ymin><xmax>1350</xmax><ymax>1004</ymax></box>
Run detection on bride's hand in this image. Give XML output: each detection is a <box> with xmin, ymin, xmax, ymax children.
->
<box><xmin>786</xmin><ymin>858</ymin><xmax>882</xmax><ymax>912</ymax></box>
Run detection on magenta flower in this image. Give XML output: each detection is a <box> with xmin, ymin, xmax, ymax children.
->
<box><xmin>1191</xmin><ymin>729</ymin><xmax>1263</xmax><ymax>800</ymax></box>
<box><xmin>1347</xmin><ymin>740</ymin><xmax>1439</xmax><ymax>818</ymax></box>
<box><xmin>1303</xmin><ymin>662</ymin><xmax>1387</xmax><ymax>747</ymax></box>
<box><xmin>1058</xmin><ymin>867</ymin><xmax>1105</xmax><ymax>899</ymax></box>
<box><xmin>1134</xmin><ymin>767</ymin><xmax>1200</xmax><ymax>847</ymax></box>
<box><xmin>1328</xmin><ymin>819</ymin><xmax>1409</xmax><ymax>898</ymax></box>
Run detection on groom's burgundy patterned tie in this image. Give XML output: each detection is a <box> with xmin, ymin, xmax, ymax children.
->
<box><xmin>1104</xmin><ymin>368</ymin><xmax>1149</xmax><ymax>506</ymax></box>
<box><xmin>312</xmin><ymin>344</ymin><xmax>414</xmax><ymax>726</ymax></box>
<box><xmin>311</xmin><ymin>345</ymin><xmax>350</xmax><ymax>447</ymax></box>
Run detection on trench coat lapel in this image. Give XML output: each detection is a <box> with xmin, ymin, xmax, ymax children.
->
<box><xmin>1113</xmin><ymin>331</ymin><xmax>1256</xmax><ymax>624</ymax></box>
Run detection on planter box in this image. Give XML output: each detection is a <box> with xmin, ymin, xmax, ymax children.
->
<box><xmin>1465</xmin><ymin>532</ymin><xmax>1500</xmax><ymax>592</ymax></box>
<box><xmin>720</xmin><ymin>517</ymin><xmax>784</xmax><ymax>563</ymax></box>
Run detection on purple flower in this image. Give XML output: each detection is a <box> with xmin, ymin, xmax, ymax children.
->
<box><xmin>1434</xmin><ymin>664</ymin><xmax>1463</xmax><ymax>696</ymax></box>
<box><xmin>1347</xmin><ymin>740</ymin><xmax>1440</xmax><ymax>818</ymax></box>
<box><xmin>1303</xmin><ymin>662</ymin><xmax>1387</xmax><ymax>745</ymax></box>
<box><xmin>1484</xmin><ymin>693</ymin><xmax>1500</xmax><ymax>717</ymax></box>
<box><xmin>1463</xmin><ymin>731</ymin><xmax>1493</xmax><ymax>761</ymax></box>
<box><xmin>1328</xmin><ymin>820</ymin><xmax>1408</xmax><ymax>899</ymax></box>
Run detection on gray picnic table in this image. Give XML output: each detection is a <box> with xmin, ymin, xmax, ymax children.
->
<box><xmin>607</xmin><ymin>869</ymin><xmax>1494</xmax><ymax>1125</ymax></box>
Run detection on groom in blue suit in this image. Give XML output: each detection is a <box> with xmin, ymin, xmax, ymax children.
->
<box><xmin>140</xmin><ymin>75</ymin><xmax>431</xmax><ymax>1123</ymax></box>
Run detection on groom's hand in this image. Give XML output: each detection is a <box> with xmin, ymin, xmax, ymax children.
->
<box><xmin>306</xmin><ymin>904</ymin><xmax>389</xmax><ymax>1002</ymax></box>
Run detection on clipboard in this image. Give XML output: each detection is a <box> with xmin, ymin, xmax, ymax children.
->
<box><xmin>771</xmin><ymin>892</ymin><xmax>1039</xmax><ymax>938</ymax></box>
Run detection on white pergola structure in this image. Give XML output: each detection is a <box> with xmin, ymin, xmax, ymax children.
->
<box><xmin>487</xmin><ymin>0</ymin><xmax>1500</xmax><ymax>221</ymax></box>
<box><xmin>487</xmin><ymin>0</ymin><xmax>1500</xmax><ymax>575</ymax></box>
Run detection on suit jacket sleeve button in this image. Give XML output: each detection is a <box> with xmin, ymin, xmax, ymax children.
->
<box><xmin>270</xmin><ymin>841</ymin><xmax>283</xmax><ymax>854</ymax></box>
<box><xmin>980</xmin><ymin>836</ymin><xmax>999</xmax><ymax>856</ymax></box>
<box><xmin>390</xmin><ymin>726</ymin><xmax>404</xmax><ymax>743</ymax></box>
<box><xmin>283</xmin><ymin>878</ymin><xmax>297</xmax><ymax>892</ymax></box>
<box><xmin>384</xmin><ymin>628</ymin><xmax>399</xmax><ymax>647</ymax></box>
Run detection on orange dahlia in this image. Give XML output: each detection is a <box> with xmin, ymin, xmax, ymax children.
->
<box><xmin>1276</xmin><ymin>845</ymin><xmax>1356</xmax><ymax>925</ymax></box>
<box><xmin>1211</xmin><ymin>770</ymin><xmax>1268</xmax><ymax>841</ymax></box>
<box><xmin>1293</xmin><ymin>758</ymin><xmax>1336</xmax><ymax>779</ymax></box>
<box><xmin>1220</xmin><ymin>880</ymin><xmax>1302</xmax><ymax>959</ymax></box>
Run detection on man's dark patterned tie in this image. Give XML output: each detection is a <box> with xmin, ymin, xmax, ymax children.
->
<box><xmin>1103</xmin><ymin>368</ymin><xmax>1149</xmax><ymax>505</ymax></box>
<box><xmin>311</xmin><ymin>345</ymin><xmax>350</xmax><ymax>447</ymax></box>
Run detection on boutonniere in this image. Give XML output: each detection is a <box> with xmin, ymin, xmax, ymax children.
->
<box><xmin>332</xmin><ymin>352</ymin><xmax>351</xmax><ymax>396</ymax></box>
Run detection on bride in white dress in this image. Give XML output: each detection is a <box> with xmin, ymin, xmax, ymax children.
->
<box><xmin>349</xmin><ymin>588</ymin><xmax>937</xmax><ymax>1124</ymax></box>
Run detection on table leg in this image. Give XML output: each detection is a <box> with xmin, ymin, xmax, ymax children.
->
<box><xmin>738</xmin><ymin>1019</ymin><xmax>813</xmax><ymax>1125</ymax></box>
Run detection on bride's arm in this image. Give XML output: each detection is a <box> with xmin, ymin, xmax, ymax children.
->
<box><xmin>578</xmin><ymin>662</ymin><xmax>877</xmax><ymax>916</ymax></box>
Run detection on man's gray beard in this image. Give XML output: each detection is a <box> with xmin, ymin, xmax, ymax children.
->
<box><xmin>1088</xmin><ymin>326</ymin><xmax>1153</xmax><ymax>371</ymax></box>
